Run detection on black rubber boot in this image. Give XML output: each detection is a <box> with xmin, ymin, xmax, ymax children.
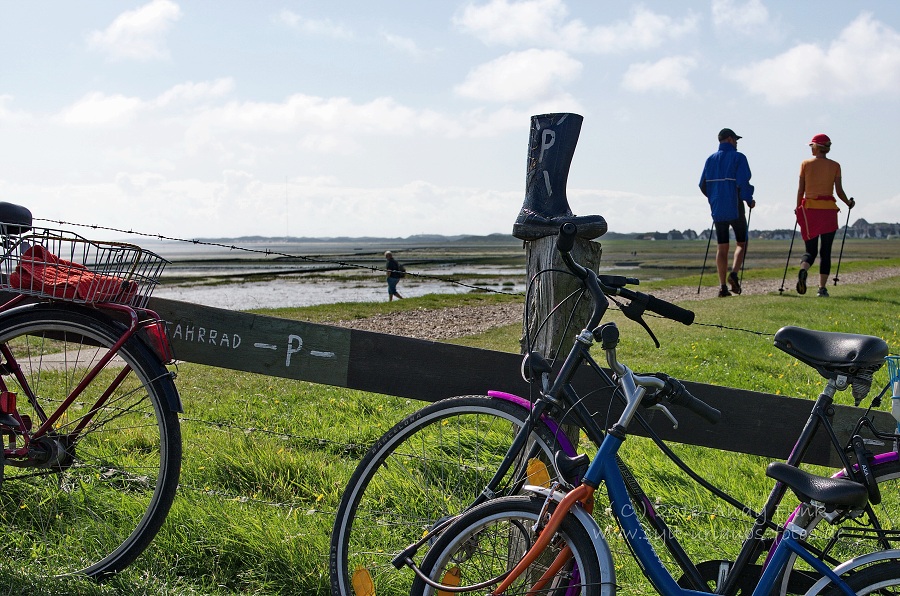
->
<box><xmin>512</xmin><ymin>113</ymin><xmax>607</xmax><ymax>241</ymax></box>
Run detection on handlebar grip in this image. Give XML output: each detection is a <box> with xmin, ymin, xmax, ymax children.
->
<box><xmin>557</xmin><ymin>223</ymin><xmax>577</xmax><ymax>253</ymax></box>
<box><xmin>670</xmin><ymin>389</ymin><xmax>721</xmax><ymax>424</ymax></box>
<box><xmin>646</xmin><ymin>295</ymin><xmax>695</xmax><ymax>326</ymax></box>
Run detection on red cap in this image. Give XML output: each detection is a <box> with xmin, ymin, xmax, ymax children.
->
<box><xmin>810</xmin><ymin>133</ymin><xmax>831</xmax><ymax>146</ymax></box>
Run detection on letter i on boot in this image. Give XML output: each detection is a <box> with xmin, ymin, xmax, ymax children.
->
<box><xmin>512</xmin><ymin>113</ymin><xmax>607</xmax><ymax>241</ymax></box>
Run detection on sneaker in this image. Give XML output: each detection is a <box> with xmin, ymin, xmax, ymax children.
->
<box><xmin>796</xmin><ymin>269</ymin><xmax>808</xmax><ymax>295</ymax></box>
<box><xmin>817</xmin><ymin>287</ymin><xmax>829</xmax><ymax>297</ymax></box>
<box><xmin>728</xmin><ymin>271</ymin><xmax>742</xmax><ymax>295</ymax></box>
<box><xmin>718</xmin><ymin>285</ymin><xmax>731</xmax><ymax>297</ymax></box>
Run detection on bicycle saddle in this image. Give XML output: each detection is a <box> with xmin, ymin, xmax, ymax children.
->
<box><xmin>766</xmin><ymin>462</ymin><xmax>868</xmax><ymax>512</ymax></box>
<box><xmin>773</xmin><ymin>326</ymin><xmax>888</xmax><ymax>379</ymax></box>
<box><xmin>0</xmin><ymin>202</ymin><xmax>32</xmax><ymax>236</ymax></box>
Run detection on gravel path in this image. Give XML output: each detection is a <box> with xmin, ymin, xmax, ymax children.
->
<box><xmin>335</xmin><ymin>267</ymin><xmax>900</xmax><ymax>340</ymax></box>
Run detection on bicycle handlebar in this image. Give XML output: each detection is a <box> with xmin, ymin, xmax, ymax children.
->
<box><xmin>661</xmin><ymin>376</ymin><xmax>722</xmax><ymax>424</ymax></box>
<box><xmin>556</xmin><ymin>223</ymin><xmax>695</xmax><ymax>327</ymax></box>
<box><xmin>556</xmin><ymin>223</ymin><xmax>719</xmax><ymax>424</ymax></box>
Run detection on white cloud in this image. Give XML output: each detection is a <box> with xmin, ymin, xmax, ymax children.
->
<box><xmin>454</xmin><ymin>0</ymin><xmax>568</xmax><ymax>46</ymax></box>
<box><xmin>455</xmin><ymin>49</ymin><xmax>582</xmax><ymax>102</ymax></box>
<box><xmin>154</xmin><ymin>78</ymin><xmax>235</xmax><ymax>107</ymax></box>
<box><xmin>730</xmin><ymin>13</ymin><xmax>900</xmax><ymax>104</ymax></box>
<box><xmin>711</xmin><ymin>0</ymin><xmax>769</xmax><ymax>34</ymax></box>
<box><xmin>277</xmin><ymin>10</ymin><xmax>354</xmax><ymax>40</ymax></box>
<box><xmin>182</xmin><ymin>93</ymin><xmax>532</xmax><ymax>149</ymax></box>
<box><xmin>382</xmin><ymin>33</ymin><xmax>428</xmax><ymax>60</ymax></box>
<box><xmin>622</xmin><ymin>55</ymin><xmax>697</xmax><ymax>95</ymax></box>
<box><xmin>55</xmin><ymin>79</ymin><xmax>235</xmax><ymax>126</ymax></box>
<box><xmin>574</xmin><ymin>6</ymin><xmax>699</xmax><ymax>53</ymax></box>
<box><xmin>87</xmin><ymin>0</ymin><xmax>182</xmax><ymax>61</ymax></box>
<box><xmin>58</xmin><ymin>92</ymin><xmax>144</xmax><ymax>125</ymax></box>
<box><xmin>0</xmin><ymin>95</ymin><xmax>30</xmax><ymax>124</ymax></box>
<box><xmin>455</xmin><ymin>0</ymin><xmax>698</xmax><ymax>53</ymax></box>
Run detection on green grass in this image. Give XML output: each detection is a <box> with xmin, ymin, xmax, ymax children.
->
<box><xmin>2</xmin><ymin>262</ymin><xmax>897</xmax><ymax>594</ymax></box>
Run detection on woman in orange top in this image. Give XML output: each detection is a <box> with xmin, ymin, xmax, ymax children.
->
<box><xmin>795</xmin><ymin>133</ymin><xmax>855</xmax><ymax>297</ymax></box>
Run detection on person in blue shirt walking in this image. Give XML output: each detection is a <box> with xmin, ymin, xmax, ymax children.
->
<box><xmin>699</xmin><ymin>128</ymin><xmax>756</xmax><ymax>297</ymax></box>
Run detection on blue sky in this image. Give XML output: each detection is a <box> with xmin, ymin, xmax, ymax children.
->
<box><xmin>1</xmin><ymin>1</ymin><xmax>898</xmax><ymax>240</ymax></box>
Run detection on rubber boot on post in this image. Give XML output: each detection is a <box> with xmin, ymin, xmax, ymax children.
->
<box><xmin>512</xmin><ymin>113</ymin><xmax>607</xmax><ymax>241</ymax></box>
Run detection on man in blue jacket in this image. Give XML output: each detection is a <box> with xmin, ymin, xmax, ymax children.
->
<box><xmin>699</xmin><ymin>128</ymin><xmax>755</xmax><ymax>297</ymax></box>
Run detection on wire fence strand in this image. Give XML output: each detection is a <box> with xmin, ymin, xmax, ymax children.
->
<box><xmin>39</xmin><ymin>217</ymin><xmax>787</xmax><ymax>341</ymax></box>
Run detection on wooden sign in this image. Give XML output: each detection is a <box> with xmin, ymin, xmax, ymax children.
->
<box><xmin>147</xmin><ymin>297</ymin><xmax>897</xmax><ymax>468</ymax></box>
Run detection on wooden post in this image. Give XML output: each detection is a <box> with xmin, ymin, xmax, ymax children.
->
<box><xmin>514</xmin><ymin>112</ymin><xmax>606</xmax><ymax>459</ymax></box>
<box><xmin>521</xmin><ymin>236</ymin><xmax>602</xmax><ymax>455</ymax></box>
<box><xmin>522</xmin><ymin>236</ymin><xmax>602</xmax><ymax>359</ymax></box>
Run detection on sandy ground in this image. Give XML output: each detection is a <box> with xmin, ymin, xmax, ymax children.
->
<box><xmin>334</xmin><ymin>267</ymin><xmax>900</xmax><ymax>340</ymax></box>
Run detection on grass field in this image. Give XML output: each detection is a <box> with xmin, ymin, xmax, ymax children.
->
<box><xmin>1</xmin><ymin>239</ymin><xmax>898</xmax><ymax>595</ymax></box>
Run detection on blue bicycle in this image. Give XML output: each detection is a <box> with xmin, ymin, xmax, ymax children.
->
<box><xmin>407</xmin><ymin>224</ymin><xmax>900</xmax><ymax>596</ymax></box>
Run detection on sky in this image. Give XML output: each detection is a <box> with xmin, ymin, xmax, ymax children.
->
<box><xmin>1</xmin><ymin>1</ymin><xmax>899</xmax><ymax>241</ymax></box>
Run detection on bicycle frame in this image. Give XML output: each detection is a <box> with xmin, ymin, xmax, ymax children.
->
<box><xmin>573</xmin><ymin>446</ymin><xmax>855</xmax><ymax>596</ymax></box>
<box><xmin>394</xmin><ymin>226</ymin><xmax>895</xmax><ymax>594</ymax></box>
<box><xmin>0</xmin><ymin>298</ymin><xmax>178</xmax><ymax>464</ymax></box>
<box><xmin>396</xmin><ymin>306</ymin><xmax>896</xmax><ymax>593</ymax></box>
<box><xmin>488</xmin><ymin>350</ymin><xmax>863</xmax><ymax>596</ymax></box>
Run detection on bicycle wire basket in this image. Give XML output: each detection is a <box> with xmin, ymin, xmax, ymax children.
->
<box><xmin>0</xmin><ymin>224</ymin><xmax>168</xmax><ymax>309</ymax></box>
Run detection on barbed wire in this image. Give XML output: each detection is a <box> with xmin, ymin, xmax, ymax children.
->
<box><xmin>35</xmin><ymin>217</ymin><xmax>522</xmax><ymax>297</ymax></box>
<box><xmin>38</xmin><ymin>217</ymin><xmax>787</xmax><ymax>340</ymax></box>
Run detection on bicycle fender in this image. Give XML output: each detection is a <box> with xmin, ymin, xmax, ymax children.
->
<box><xmin>524</xmin><ymin>485</ymin><xmax>616</xmax><ymax>596</ymax></box>
<box><xmin>487</xmin><ymin>391</ymin><xmax>578</xmax><ymax>456</ymax></box>
<box><xmin>803</xmin><ymin>548</ymin><xmax>900</xmax><ymax>595</ymax></box>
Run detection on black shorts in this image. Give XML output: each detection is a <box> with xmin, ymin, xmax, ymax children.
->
<box><xmin>715</xmin><ymin>216</ymin><xmax>748</xmax><ymax>244</ymax></box>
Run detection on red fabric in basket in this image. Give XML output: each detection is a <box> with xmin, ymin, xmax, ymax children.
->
<box><xmin>9</xmin><ymin>245</ymin><xmax>138</xmax><ymax>303</ymax></box>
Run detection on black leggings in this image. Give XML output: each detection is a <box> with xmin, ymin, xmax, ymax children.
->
<box><xmin>802</xmin><ymin>231</ymin><xmax>837</xmax><ymax>275</ymax></box>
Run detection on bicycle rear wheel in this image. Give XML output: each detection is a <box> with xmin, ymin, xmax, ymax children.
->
<box><xmin>820</xmin><ymin>558</ymin><xmax>900</xmax><ymax>595</ymax></box>
<box><xmin>0</xmin><ymin>304</ymin><xmax>181</xmax><ymax>579</ymax></box>
<box><xmin>411</xmin><ymin>496</ymin><xmax>604</xmax><ymax>596</ymax></box>
<box><xmin>781</xmin><ymin>457</ymin><xmax>900</xmax><ymax>595</ymax></box>
<box><xmin>330</xmin><ymin>395</ymin><xmax>570</xmax><ymax>596</ymax></box>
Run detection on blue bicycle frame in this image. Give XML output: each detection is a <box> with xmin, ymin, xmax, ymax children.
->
<box><xmin>593</xmin><ymin>432</ymin><xmax>856</xmax><ymax>596</ymax></box>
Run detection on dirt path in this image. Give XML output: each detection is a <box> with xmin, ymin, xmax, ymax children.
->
<box><xmin>335</xmin><ymin>267</ymin><xmax>900</xmax><ymax>340</ymax></box>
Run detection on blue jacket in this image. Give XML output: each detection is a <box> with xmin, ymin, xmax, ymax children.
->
<box><xmin>699</xmin><ymin>143</ymin><xmax>754</xmax><ymax>222</ymax></box>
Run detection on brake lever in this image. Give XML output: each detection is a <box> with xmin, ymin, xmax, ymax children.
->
<box><xmin>619</xmin><ymin>296</ymin><xmax>660</xmax><ymax>348</ymax></box>
<box><xmin>640</xmin><ymin>387</ymin><xmax>678</xmax><ymax>428</ymax></box>
<box><xmin>648</xmin><ymin>403</ymin><xmax>678</xmax><ymax>429</ymax></box>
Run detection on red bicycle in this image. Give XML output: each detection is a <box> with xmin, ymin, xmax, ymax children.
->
<box><xmin>0</xmin><ymin>202</ymin><xmax>181</xmax><ymax>579</ymax></box>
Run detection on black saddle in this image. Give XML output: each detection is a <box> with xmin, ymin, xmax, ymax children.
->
<box><xmin>0</xmin><ymin>202</ymin><xmax>32</xmax><ymax>236</ymax></box>
<box><xmin>767</xmin><ymin>462</ymin><xmax>868</xmax><ymax>512</ymax></box>
<box><xmin>773</xmin><ymin>326</ymin><xmax>888</xmax><ymax>381</ymax></box>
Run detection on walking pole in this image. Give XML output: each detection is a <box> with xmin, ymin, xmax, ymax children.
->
<box><xmin>739</xmin><ymin>207</ymin><xmax>752</xmax><ymax>286</ymax></box>
<box><xmin>832</xmin><ymin>199</ymin><xmax>854</xmax><ymax>286</ymax></box>
<box><xmin>697</xmin><ymin>221</ymin><xmax>714</xmax><ymax>294</ymax></box>
<box><xmin>779</xmin><ymin>220</ymin><xmax>798</xmax><ymax>295</ymax></box>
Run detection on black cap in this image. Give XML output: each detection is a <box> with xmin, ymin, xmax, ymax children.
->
<box><xmin>718</xmin><ymin>128</ymin><xmax>742</xmax><ymax>141</ymax></box>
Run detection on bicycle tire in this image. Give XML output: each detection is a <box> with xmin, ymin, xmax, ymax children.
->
<box><xmin>780</xmin><ymin>457</ymin><xmax>900</xmax><ymax>595</ymax></box>
<box><xmin>410</xmin><ymin>495</ymin><xmax>604</xmax><ymax>596</ymax></box>
<box><xmin>0</xmin><ymin>304</ymin><xmax>181</xmax><ymax>579</ymax></box>
<box><xmin>819</xmin><ymin>558</ymin><xmax>900</xmax><ymax>595</ymax></box>
<box><xmin>330</xmin><ymin>395</ymin><xmax>570</xmax><ymax>596</ymax></box>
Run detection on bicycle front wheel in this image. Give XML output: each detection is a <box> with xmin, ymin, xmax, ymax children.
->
<box><xmin>781</xmin><ymin>457</ymin><xmax>900</xmax><ymax>595</ymax></box>
<box><xmin>411</xmin><ymin>495</ymin><xmax>604</xmax><ymax>596</ymax></box>
<box><xmin>0</xmin><ymin>305</ymin><xmax>181</xmax><ymax>579</ymax></box>
<box><xmin>330</xmin><ymin>395</ymin><xmax>570</xmax><ymax>596</ymax></box>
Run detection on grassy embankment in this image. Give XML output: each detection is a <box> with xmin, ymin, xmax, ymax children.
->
<box><xmin>2</xmin><ymin>242</ymin><xmax>897</xmax><ymax>595</ymax></box>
